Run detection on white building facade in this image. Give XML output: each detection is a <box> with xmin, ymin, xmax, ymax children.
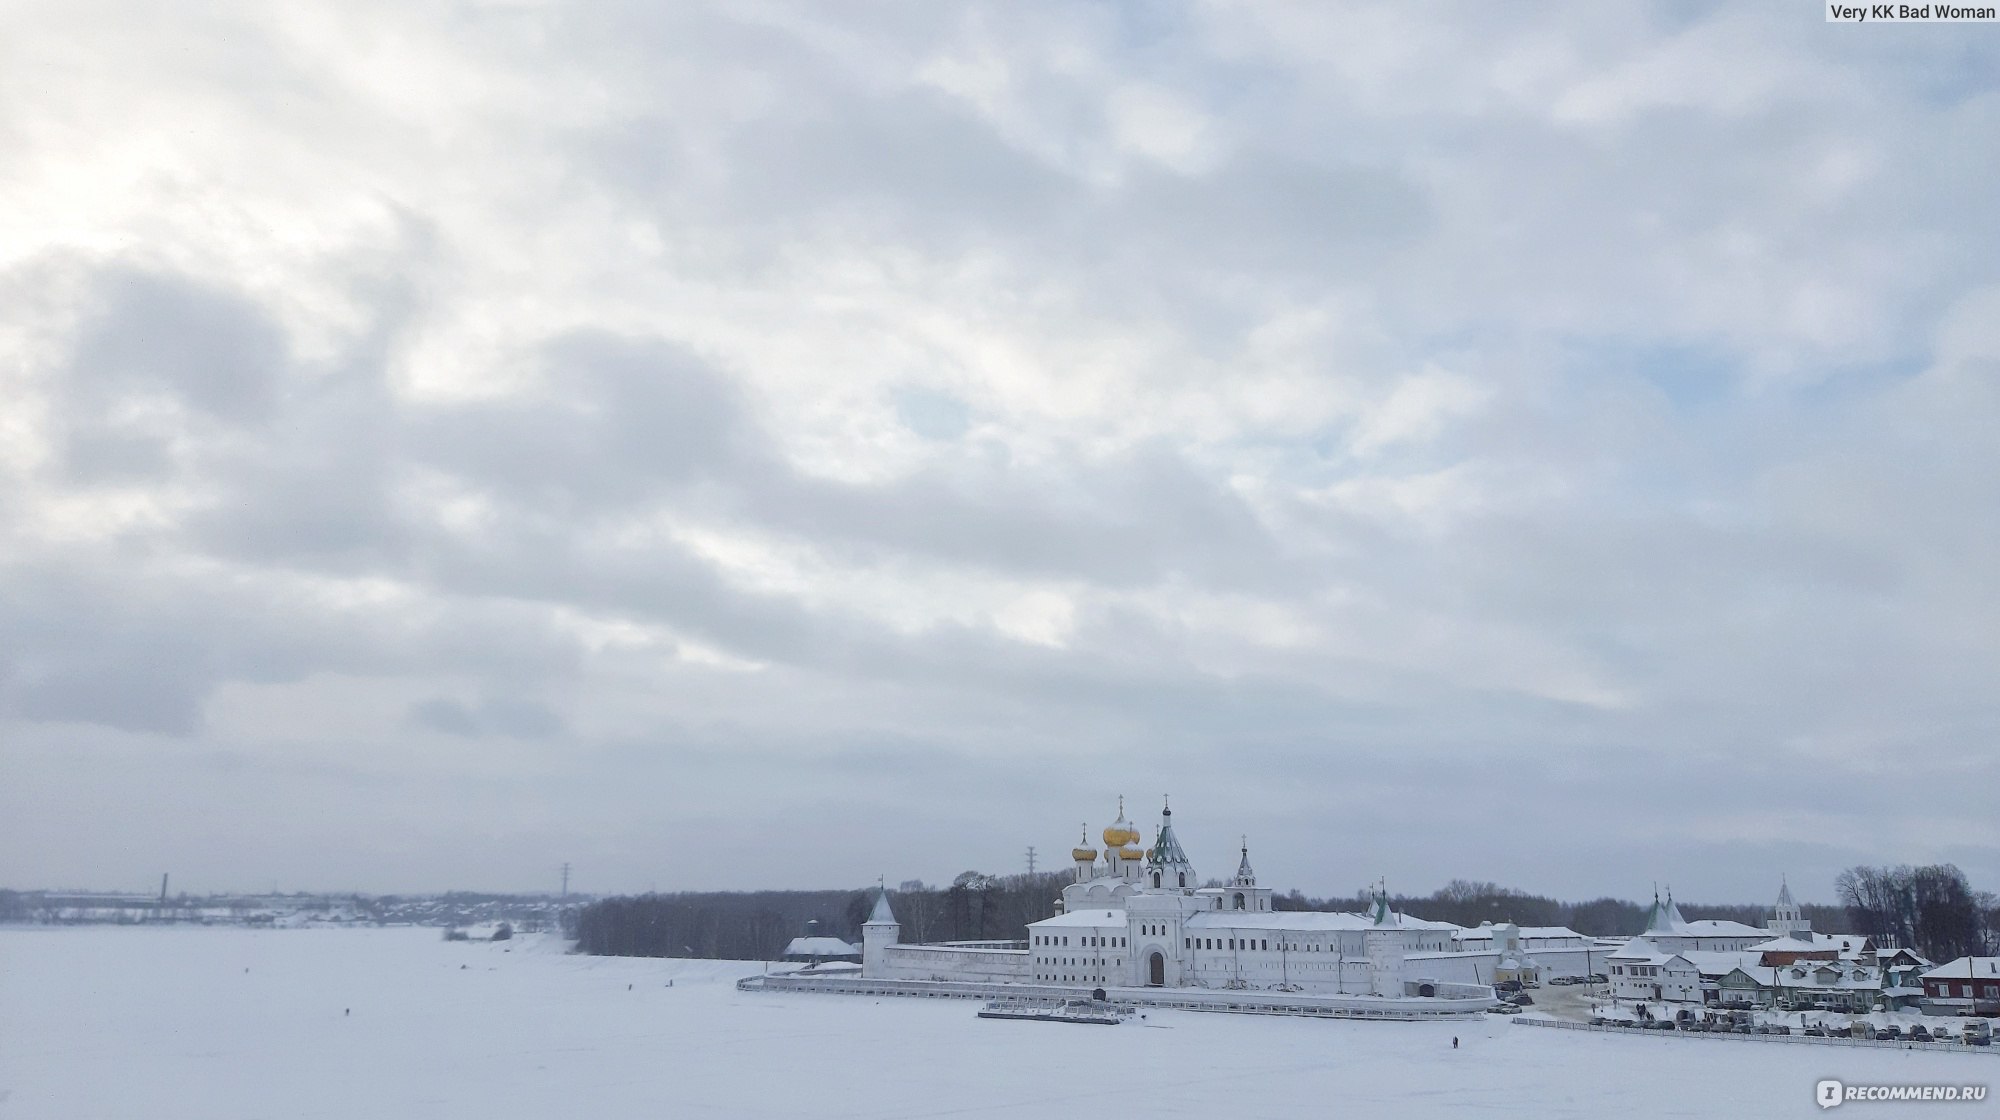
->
<box><xmin>865</xmin><ymin>799</ymin><xmax>1471</xmax><ymax>997</ymax></box>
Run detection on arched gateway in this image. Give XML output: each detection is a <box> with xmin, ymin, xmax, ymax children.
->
<box><xmin>1148</xmin><ymin>951</ymin><xmax>1165</xmax><ymax>986</ymax></box>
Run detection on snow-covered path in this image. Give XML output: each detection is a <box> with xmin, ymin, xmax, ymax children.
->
<box><xmin>0</xmin><ymin>926</ymin><xmax>1986</xmax><ymax>1119</ymax></box>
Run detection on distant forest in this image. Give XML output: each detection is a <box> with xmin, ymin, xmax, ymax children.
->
<box><xmin>574</xmin><ymin>871</ymin><xmax>1076</xmax><ymax>960</ymax></box>
<box><xmin>576</xmin><ymin>863</ymin><xmax>1998</xmax><ymax>964</ymax></box>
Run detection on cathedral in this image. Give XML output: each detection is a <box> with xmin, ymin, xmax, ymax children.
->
<box><xmin>863</xmin><ymin>797</ymin><xmax>1462</xmax><ymax>998</ymax></box>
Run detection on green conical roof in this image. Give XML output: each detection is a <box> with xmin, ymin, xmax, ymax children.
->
<box><xmin>1146</xmin><ymin>798</ymin><xmax>1194</xmax><ymax>877</ymax></box>
<box><xmin>1642</xmin><ymin>891</ymin><xmax>1677</xmax><ymax>934</ymax></box>
<box><xmin>1148</xmin><ymin>821</ymin><xmax>1190</xmax><ymax>866</ymax></box>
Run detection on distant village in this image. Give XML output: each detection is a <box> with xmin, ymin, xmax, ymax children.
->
<box><xmin>0</xmin><ymin>883</ymin><xmax>580</xmax><ymax>936</ymax></box>
<box><xmin>1597</xmin><ymin>885</ymin><xmax>1996</xmax><ymax>1037</ymax></box>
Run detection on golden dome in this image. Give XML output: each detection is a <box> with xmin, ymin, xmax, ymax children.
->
<box><xmin>1101</xmin><ymin>796</ymin><xmax>1140</xmax><ymax>848</ymax></box>
<box><xmin>1117</xmin><ymin>846</ymin><xmax>1143</xmax><ymax>860</ymax></box>
<box><xmin>1072</xmin><ymin>824</ymin><xmax>1098</xmax><ymax>864</ymax></box>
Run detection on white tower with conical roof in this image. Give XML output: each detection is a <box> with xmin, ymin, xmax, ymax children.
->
<box><xmin>1365</xmin><ymin>885</ymin><xmax>1404</xmax><ymax>997</ymax></box>
<box><xmin>862</xmin><ymin>883</ymin><xmax>899</xmax><ymax>976</ymax></box>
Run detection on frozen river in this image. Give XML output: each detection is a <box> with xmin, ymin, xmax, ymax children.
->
<box><xmin>0</xmin><ymin>926</ymin><xmax>1986</xmax><ymax>1118</ymax></box>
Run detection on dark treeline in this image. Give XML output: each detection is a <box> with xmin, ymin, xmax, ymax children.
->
<box><xmin>1837</xmin><ymin>863</ymin><xmax>1997</xmax><ymax>962</ymax></box>
<box><xmin>576</xmin><ymin>889</ymin><xmax>857</xmax><ymax>959</ymax></box>
<box><xmin>577</xmin><ymin>867</ymin><xmax>2000</xmax><ymax>962</ymax></box>
<box><xmin>575</xmin><ymin>871</ymin><xmax>1074</xmax><ymax>960</ymax></box>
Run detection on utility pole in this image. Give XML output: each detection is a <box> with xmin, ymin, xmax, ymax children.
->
<box><xmin>560</xmin><ymin>863</ymin><xmax>571</xmax><ymax>900</ymax></box>
<box><xmin>1025</xmin><ymin>847</ymin><xmax>1037</xmax><ymax>876</ymax></box>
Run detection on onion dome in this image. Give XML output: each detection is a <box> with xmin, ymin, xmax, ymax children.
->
<box><xmin>1117</xmin><ymin>847</ymin><xmax>1143</xmax><ymax>860</ymax></box>
<box><xmin>1101</xmin><ymin>795</ymin><xmax>1141</xmax><ymax>849</ymax></box>
<box><xmin>1072</xmin><ymin>825</ymin><xmax>1099</xmax><ymax>864</ymax></box>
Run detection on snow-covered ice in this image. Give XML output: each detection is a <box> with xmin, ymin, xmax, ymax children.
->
<box><xmin>0</xmin><ymin>926</ymin><xmax>1988</xmax><ymax>1119</ymax></box>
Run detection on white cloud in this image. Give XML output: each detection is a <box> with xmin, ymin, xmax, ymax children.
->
<box><xmin>1</xmin><ymin>0</ymin><xmax>1995</xmax><ymax>900</ymax></box>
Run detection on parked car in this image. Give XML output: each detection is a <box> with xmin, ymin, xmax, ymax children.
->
<box><xmin>1909</xmin><ymin>1025</ymin><xmax>1932</xmax><ymax>1042</ymax></box>
<box><xmin>1511</xmin><ymin>994</ymin><xmax>1533</xmax><ymax>1006</ymax></box>
<box><xmin>1803</xmin><ymin>1025</ymin><xmax>1826</xmax><ymax>1037</ymax></box>
<box><xmin>1587</xmin><ymin>974</ymin><xmax>1608</xmax><ymax>984</ymax></box>
<box><xmin>1589</xmin><ymin>1015</ymin><xmax>1606</xmax><ymax>1026</ymax></box>
<box><xmin>1873</xmin><ymin>1028</ymin><xmax>1898</xmax><ymax>1041</ymax></box>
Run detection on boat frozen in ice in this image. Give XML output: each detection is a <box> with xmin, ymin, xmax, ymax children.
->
<box><xmin>977</xmin><ymin>996</ymin><xmax>1133</xmax><ymax>1026</ymax></box>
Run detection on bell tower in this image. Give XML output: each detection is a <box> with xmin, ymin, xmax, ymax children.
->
<box><xmin>1226</xmin><ymin>836</ymin><xmax>1272</xmax><ymax>911</ymax></box>
<box><xmin>1767</xmin><ymin>877</ymin><xmax>1810</xmax><ymax>939</ymax></box>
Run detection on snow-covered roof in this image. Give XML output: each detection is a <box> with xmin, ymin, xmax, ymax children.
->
<box><xmin>1745</xmin><ymin>933</ymin><xmax>1871</xmax><ymax>957</ymax></box>
<box><xmin>1186</xmin><ymin>911</ymin><xmax>1457</xmax><ymax>933</ymax></box>
<box><xmin>1455</xmin><ymin>926</ymin><xmax>1584</xmax><ymax>941</ymax></box>
<box><xmin>1683</xmin><ymin>950</ymin><xmax>1881</xmax><ymax>990</ymax></box>
<box><xmin>1681</xmin><ymin>950</ymin><xmax>1762</xmax><ymax>977</ymax></box>
<box><xmin>1633</xmin><ymin>890</ymin><xmax>1766</xmax><ymax>940</ymax></box>
<box><xmin>782</xmin><ymin>936</ymin><xmax>859</xmax><ymax>958</ymax></box>
<box><xmin>1030</xmin><ymin>910</ymin><xmax>1126</xmax><ymax>928</ymax></box>
<box><xmin>1630</xmin><ymin>950</ymin><xmax>1700</xmax><ymax>972</ymax></box>
<box><xmin>1763</xmin><ymin>963</ymin><xmax>1879</xmax><ymax>991</ymax></box>
<box><xmin>1674</xmin><ymin>919</ymin><xmax>1767</xmax><ymax>937</ymax></box>
<box><xmin>1922</xmin><ymin>956</ymin><xmax>2000</xmax><ymax>980</ymax></box>
<box><xmin>1610</xmin><ymin>937</ymin><xmax>1669</xmax><ymax>962</ymax></box>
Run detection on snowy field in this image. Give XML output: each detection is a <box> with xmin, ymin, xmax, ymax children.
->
<box><xmin>1</xmin><ymin>927</ymin><xmax>1988</xmax><ymax>1120</ymax></box>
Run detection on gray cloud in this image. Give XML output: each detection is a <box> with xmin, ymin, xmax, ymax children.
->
<box><xmin>1</xmin><ymin>0</ymin><xmax>1996</xmax><ymax>902</ymax></box>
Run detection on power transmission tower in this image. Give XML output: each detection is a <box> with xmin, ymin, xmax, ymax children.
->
<box><xmin>560</xmin><ymin>862</ymin><xmax>571</xmax><ymax>899</ymax></box>
<box><xmin>1025</xmin><ymin>846</ymin><xmax>1037</xmax><ymax>875</ymax></box>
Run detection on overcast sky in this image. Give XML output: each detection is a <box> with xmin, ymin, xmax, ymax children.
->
<box><xmin>3</xmin><ymin>1</ymin><xmax>1996</xmax><ymax>904</ymax></box>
